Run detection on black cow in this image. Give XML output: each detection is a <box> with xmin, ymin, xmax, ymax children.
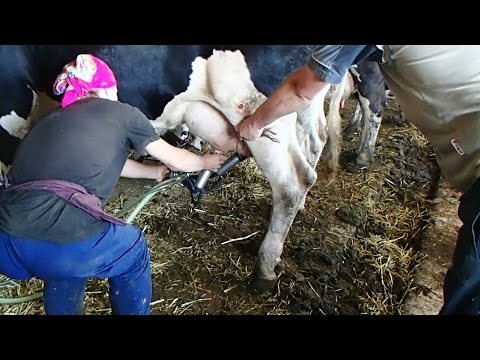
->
<box><xmin>0</xmin><ymin>45</ymin><xmax>317</xmax><ymax>166</ymax></box>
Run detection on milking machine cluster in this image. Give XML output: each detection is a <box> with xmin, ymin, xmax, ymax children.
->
<box><xmin>116</xmin><ymin>151</ymin><xmax>247</xmax><ymax>222</ymax></box>
<box><xmin>172</xmin><ymin>152</ymin><xmax>247</xmax><ymax>206</ymax></box>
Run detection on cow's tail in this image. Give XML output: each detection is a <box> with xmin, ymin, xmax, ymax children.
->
<box><xmin>325</xmin><ymin>74</ymin><xmax>348</xmax><ymax>178</ymax></box>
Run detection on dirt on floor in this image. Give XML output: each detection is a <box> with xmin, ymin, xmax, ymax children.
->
<box><xmin>1</xmin><ymin>96</ymin><xmax>450</xmax><ymax>315</ymax></box>
<box><xmin>401</xmin><ymin>179</ymin><xmax>460</xmax><ymax>315</ymax></box>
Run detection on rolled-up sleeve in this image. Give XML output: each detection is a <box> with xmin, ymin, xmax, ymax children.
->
<box><xmin>307</xmin><ymin>45</ymin><xmax>382</xmax><ymax>84</ymax></box>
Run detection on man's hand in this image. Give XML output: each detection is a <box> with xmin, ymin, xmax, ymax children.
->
<box><xmin>237</xmin><ymin>116</ymin><xmax>263</xmax><ymax>141</ymax></box>
<box><xmin>202</xmin><ymin>153</ymin><xmax>227</xmax><ymax>172</ymax></box>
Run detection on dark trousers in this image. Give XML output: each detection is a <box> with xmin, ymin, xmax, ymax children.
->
<box><xmin>440</xmin><ymin>178</ymin><xmax>480</xmax><ymax>315</ymax></box>
<box><xmin>0</xmin><ymin>222</ymin><xmax>151</xmax><ymax>315</ymax></box>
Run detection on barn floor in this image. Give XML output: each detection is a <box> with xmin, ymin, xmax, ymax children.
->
<box><xmin>402</xmin><ymin>179</ymin><xmax>459</xmax><ymax>314</ymax></box>
<box><xmin>0</xmin><ymin>97</ymin><xmax>459</xmax><ymax>315</ymax></box>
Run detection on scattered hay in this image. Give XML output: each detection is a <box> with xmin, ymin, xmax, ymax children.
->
<box><xmin>0</xmin><ymin>276</ymin><xmax>44</xmax><ymax>315</ymax></box>
<box><xmin>338</xmin><ymin>123</ymin><xmax>438</xmax><ymax>314</ymax></box>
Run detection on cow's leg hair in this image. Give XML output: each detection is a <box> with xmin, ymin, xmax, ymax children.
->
<box><xmin>325</xmin><ymin>78</ymin><xmax>347</xmax><ymax>178</ymax></box>
<box><xmin>245</xmin><ymin>122</ymin><xmax>317</xmax><ymax>292</ymax></box>
<box><xmin>356</xmin><ymin>94</ymin><xmax>382</xmax><ymax>168</ymax></box>
<box><xmin>296</xmin><ymin>91</ymin><xmax>328</xmax><ymax>213</ymax></box>
<box><xmin>296</xmin><ymin>105</ymin><xmax>314</xmax><ymax>164</ymax></box>
<box><xmin>296</xmin><ymin>90</ymin><xmax>328</xmax><ymax>169</ymax></box>
<box><xmin>343</xmin><ymin>100</ymin><xmax>362</xmax><ymax>141</ymax></box>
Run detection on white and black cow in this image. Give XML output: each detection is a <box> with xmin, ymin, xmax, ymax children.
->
<box><xmin>170</xmin><ymin>59</ymin><xmax>389</xmax><ymax>173</ymax></box>
<box><xmin>0</xmin><ymin>45</ymin><xmax>339</xmax><ymax>292</ymax></box>
<box><xmin>341</xmin><ymin>60</ymin><xmax>388</xmax><ymax>168</ymax></box>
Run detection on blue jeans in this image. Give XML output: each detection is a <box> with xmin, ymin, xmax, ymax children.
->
<box><xmin>440</xmin><ymin>178</ymin><xmax>480</xmax><ymax>314</ymax></box>
<box><xmin>0</xmin><ymin>222</ymin><xmax>151</xmax><ymax>315</ymax></box>
<box><xmin>307</xmin><ymin>45</ymin><xmax>382</xmax><ymax>84</ymax></box>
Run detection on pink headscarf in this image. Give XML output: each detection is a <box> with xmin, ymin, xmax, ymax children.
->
<box><xmin>53</xmin><ymin>54</ymin><xmax>117</xmax><ymax>108</ymax></box>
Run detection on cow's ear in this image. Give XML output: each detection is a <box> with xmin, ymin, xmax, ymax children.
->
<box><xmin>235</xmin><ymin>102</ymin><xmax>246</xmax><ymax>113</ymax></box>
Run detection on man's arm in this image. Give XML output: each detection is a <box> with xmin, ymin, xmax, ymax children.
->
<box><xmin>145</xmin><ymin>137</ymin><xmax>226</xmax><ymax>173</ymax></box>
<box><xmin>237</xmin><ymin>64</ymin><xmax>329</xmax><ymax>141</ymax></box>
<box><xmin>237</xmin><ymin>45</ymin><xmax>381</xmax><ymax>141</ymax></box>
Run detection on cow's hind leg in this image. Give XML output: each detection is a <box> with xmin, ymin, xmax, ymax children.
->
<box><xmin>355</xmin><ymin>94</ymin><xmax>382</xmax><ymax>168</ymax></box>
<box><xmin>246</xmin><ymin>128</ymin><xmax>317</xmax><ymax>292</ymax></box>
<box><xmin>296</xmin><ymin>89</ymin><xmax>329</xmax><ymax>170</ymax></box>
<box><xmin>296</xmin><ymin>93</ymin><xmax>328</xmax><ymax>213</ymax></box>
<box><xmin>343</xmin><ymin>100</ymin><xmax>362</xmax><ymax>141</ymax></box>
<box><xmin>325</xmin><ymin>77</ymin><xmax>348</xmax><ymax>179</ymax></box>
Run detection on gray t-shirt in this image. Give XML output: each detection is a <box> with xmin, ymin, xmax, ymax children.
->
<box><xmin>0</xmin><ymin>97</ymin><xmax>159</xmax><ymax>242</ymax></box>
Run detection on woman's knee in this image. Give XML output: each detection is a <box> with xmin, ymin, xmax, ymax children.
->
<box><xmin>0</xmin><ymin>230</ymin><xmax>33</xmax><ymax>280</ymax></box>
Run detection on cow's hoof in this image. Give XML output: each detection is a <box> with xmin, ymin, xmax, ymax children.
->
<box><xmin>274</xmin><ymin>261</ymin><xmax>285</xmax><ymax>273</ymax></box>
<box><xmin>247</xmin><ymin>276</ymin><xmax>277</xmax><ymax>294</ymax></box>
<box><xmin>355</xmin><ymin>157</ymin><xmax>370</xmax><ymax>170</ymax></box>
<box><xmin>326</xmin><ymin>170</ymin><xmax>337</xmax><ymax>183</ymax></box>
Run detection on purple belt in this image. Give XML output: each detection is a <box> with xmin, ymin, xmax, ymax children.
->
<box><xmin>1</xmin><ymin>178</ymin><xmax>125</xmax><ymax>225</ymax></box>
